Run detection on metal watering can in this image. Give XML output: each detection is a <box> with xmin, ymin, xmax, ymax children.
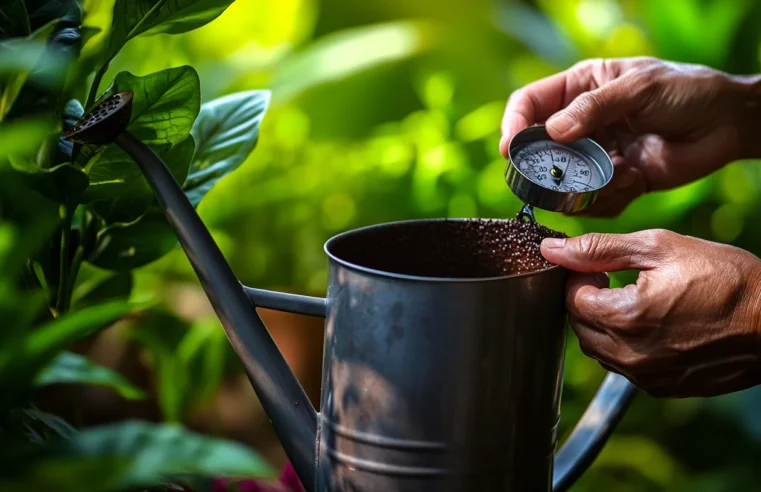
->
<box><xmin>65</xmin><ymin>92</ymin><xmax>636</xmax><ymax>492</ymax></box>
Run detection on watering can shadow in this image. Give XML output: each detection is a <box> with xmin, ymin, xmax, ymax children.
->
<box><xmin>65</xmin><ymin>92</ymin><xmax>637</xmax><ymax>492</ymax></box>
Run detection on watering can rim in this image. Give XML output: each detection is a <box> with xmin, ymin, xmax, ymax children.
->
<box><xmin>323</xmin><ymin>217</ymin><xmax>565</xmax><ymax>284</ymax></box>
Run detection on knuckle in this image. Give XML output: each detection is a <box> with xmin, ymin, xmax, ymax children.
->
<box><xmin>571</xmin><ymin>58</ymin><xmax>601</xmax><ymax>74</ymax></box>
<box><xmin>632</xmin><ymin>56</ymin><xmax>662</xmax><ymax>69</ymax></box>
<box><xmin>581</xmin><ymin>90</ymin><xmax>606</xmax><ymax>117</ymax></box>
<box><xmin>616</xmin><ymin>351</ymin><xmax>648</xmax><ymax>373</ymax></box>
<box><xmin>608</xmin><ymin>289</ymin><xmax>644</xmax><ymax>330</ymax></box>
<box><xmin>639</xmin><ymin>228</ymin><xmax>675</xmax><ymax>253</ymax></box>
<box><xmin>576</xmin><ymin>335</ymin><xmax>597</xmax><ymax>359</ymax></box>
<box><xmin>574</xmin><ymin>233</ymin><xmax>608</xmax><ymax>261</ymax></box>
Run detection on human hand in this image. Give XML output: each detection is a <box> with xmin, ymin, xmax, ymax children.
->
<box><xmin>501</xmin><ymin>57</ymin><xmax>761</xmax><ymax>217</ymax></box>
<box><xmin>541</xmin><ymin>230</ymin><xmax>761</xmax><ymax>398</ymax></box>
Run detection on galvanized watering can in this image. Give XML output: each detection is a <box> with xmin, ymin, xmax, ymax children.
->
<box><xmin>65</xmin><ymin>92</ymin><xmax>636</xmax><ymax>492</ymax></box>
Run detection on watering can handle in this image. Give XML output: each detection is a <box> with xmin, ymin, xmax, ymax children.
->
<box><xmin>552</xmin><ymin>372</ymin><xmax>637</xmax><ymax>491</ymax></box>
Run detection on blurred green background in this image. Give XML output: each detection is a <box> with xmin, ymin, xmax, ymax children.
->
<box><xmin>61</xmin><ymin>0</ymin><xmax>761</xmax><ymax>490</ymax></box>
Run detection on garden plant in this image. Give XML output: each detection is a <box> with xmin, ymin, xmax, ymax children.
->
<box><xmin>0</xmin><ymin>0</ymin><xmax>277</xmax><ymax>490</ymax></box>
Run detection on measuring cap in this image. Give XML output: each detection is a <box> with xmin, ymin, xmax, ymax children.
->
<box><xmin>505</xmin><ymin>125</ymin><xmax>614</xmax><ymax>213</ymax></box>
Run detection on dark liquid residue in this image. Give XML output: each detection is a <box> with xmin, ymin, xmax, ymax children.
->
<box><xmin>329</xmin><ymin>218</ymin><xmax>568</xmax><ymax>279</ymax></box>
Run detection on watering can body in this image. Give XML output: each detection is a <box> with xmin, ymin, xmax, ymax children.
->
<box><xmin>244</xmin><ymin>219</ymin><xmax>634</xmax><ymax>492</ymax></box>
<box><xmin>315</xmin><ymin>240</ymin><xmax>567</xmax><ymax>491</ymax></box>
<box><xmin>63</xmin><ymin>100</ymin><xmax>637</xmax><ymax>492</ymax></box>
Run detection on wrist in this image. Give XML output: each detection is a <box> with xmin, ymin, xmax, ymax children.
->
<box><xmin>726</xmin><ymin>73</ymin><xmax>761</xmax><ymax>160</ymax></box>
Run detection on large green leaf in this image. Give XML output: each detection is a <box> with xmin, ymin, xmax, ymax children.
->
<box><xmin>106</xmin><ymin>0</ymin><xmax>236</xmax><ymax>61</ymax></box>
<box><xmin>9</xmin><ymin>157</ymin><xmax>88</xmax><ymax>206</ymax></box>
<box><xmin>185</xmin><ymin>90</ymin><xmax>269</xmax><ymax>207</ymax></box>
<box><xmin>85</xmin><ymin>135</ymin><xmax>194</xmax><ymax>223</ymax></box>
<box><xmin>36</xmin><ymin>351</ymin><xmax>146</xmax><ymax>400</ymax></box>
<box><xmin>102</xmin><ymin>66</ymin><xmax>200</xmax><ymax>147</ymax></box>
<box><xmin>87</xmin><ymin>209</ymin><xmax>177</xmax><ymax>271</ymax></box>
<box><xmin>0</xmin><ymin>118</ymin><xmax>53</xmax><ymax>158</ymax></box>
<box><xmin>64</xmin><ymin>421</ymin><xmax>274</xmax><ymax>488</ymax></box>
<box><xmin>0</xmin><ymin>300</ymin><xmax>131</xmax><ymax>408</ymax></box>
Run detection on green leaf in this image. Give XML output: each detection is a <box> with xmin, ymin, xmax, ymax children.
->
<box><xmin>176</xmin><ymin>317</ymin><xmax>229</xmax><ymax>419</ymax></box>
<box><xmin>186</xmin><ymin>90</ymin><xmax>270</xmax><ymax>207</ymax></box>
<box><xmin>0</xmin><ymin>456</ymin><xmax>126</xmax><ymax>492</ymax></box>
<box><xmin>4</xmin><ymin>1</ymin><xmax>83</xmax><ymax>122</ymax></box>
<box><xmin>71</xmin><ymin>270</ymin><xmax>133</xmax><ymax>309</ymax></box>
<box><xmin>85</xmin><ymin>135</ymin><xmax>195</xmax><ymax>223</ymax></box>
<box><xmin>0</xmin><ymin>300</ymin><xmax>131</xmax><ymax>409</ymax></box>
<box><xmin>128</xmin><ymin>309</ymin><xmax>189</xmax><ymax>422</ymax></box>
<box><xmin>0</xmin><ymin>118</ymin><xmax>52</xmax><ymax>158</ymax></box>
<box><xmin>0</xmin><ymin>0</ymin><xmax>30</xmax><ymax>39</ymax></box>
<box><xmin>17</xmin><ymin>406</ymin><xmax>77</xmax><ymax>442</ymax></box>
<box><xmin>0</xmin><ymin>165</ymin><xmax>59</xmax><ymax>281</ymax></box>
<box><xmin>63</xmin><ymin>420</ymin><xmax>273</xmax><ymax>488</ymax></box>
<box><xmin>87</xmin><ymin>209</ymin><xmax>177</xmax><ymax>271</ymax></box>
<box><xmin>128</xmin><ymin>311</ymin><xmax>231</xmax><ymax>422</ymax></box>
<box><xmin>0</xmin><ymin>20</ymin><xmax>71</xmax><ymax>119</ymax></box>
<box><xmin>36</xmin><ymin>351</ymin><xmax>146</xmax><ymax>400</ymax></box>
<box><xmin>103</xmin><ymin>66</ymin><xmax>200</xmax><ymax>146</ymax></box>
<box><xmin>106</xmin><ymin>0</ymin><xmax>236</xmax><ymax>60</ymax></box>
<box><xmin>9</xmin><ymin>158</ymin><xmax>89</xmax><ymax>205</ymax></box>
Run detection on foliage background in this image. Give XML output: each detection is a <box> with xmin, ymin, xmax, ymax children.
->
<box><xmin>17</xmin><ymin>0</ymin><xmax>761</xmax><ymax>490</ymax></box>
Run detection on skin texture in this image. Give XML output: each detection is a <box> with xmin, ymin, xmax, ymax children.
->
<box><xmin>501</xmin><ymin>57</ymin><xmax>761</xmax><ymax>217</ymax></box>
<box><xmin>541</xmin><ymin>231</ymin><xmax>761</xmax><ymax>398</ymax></box>
<box><xmin>501</xmin><ymin>57</ymin><xmax>761</xmax><ymax>398</ymax></box>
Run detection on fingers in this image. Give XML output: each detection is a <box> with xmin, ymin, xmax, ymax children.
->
<box><xmin>500</xmin><ymin>71</ymin><xmax>571</xmax><ymax>155</ymax></box>
<box><xmin>546</xmin><ymin>74</ymin><xmax>650</xmax><ymax>142</ymax></box>
<box><xmin>540</xmin><ymin>230</ymin><xmax>675</xmax><ymax>272</ymax></box>
<box><xmin>500</xmin><ymin>58</ymin><xmax>646</xmax><ymax>156</ymax></box>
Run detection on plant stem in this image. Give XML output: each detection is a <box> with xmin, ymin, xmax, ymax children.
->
<box><xmin>85</xmin><ymin>61</ymin><xmax>110</xmax><ymax>111</ymax></box>
<box><xmin>55</xmin><ymin>205</ymin><xmax>72</xmax><ymax>315</ymax></box>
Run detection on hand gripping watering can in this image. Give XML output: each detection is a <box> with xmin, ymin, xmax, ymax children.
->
<box><xmin>65</xmin><ymin>92</ymin><xmax>636</xmax><ymax>492</ymax></box>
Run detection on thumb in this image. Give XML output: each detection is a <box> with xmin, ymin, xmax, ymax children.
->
<box><xmin>546</xmin><ymin>74</ymin><xmax>646</xmax><ymax>142</ymax></box>
<box><xmin>540</xmin><ymin>231</ymin><xmax>665</xmax><ymax>272</ymax></box>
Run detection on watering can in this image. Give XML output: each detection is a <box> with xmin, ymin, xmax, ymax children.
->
<box><xmin>65</xmin><ymin>92</ymin><xmax>637</xmax><ymax>492</ymax></box>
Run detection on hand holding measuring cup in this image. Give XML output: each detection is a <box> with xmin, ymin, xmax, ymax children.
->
<box><xmin>501</xmin><ymin>57</ymin><xmax>761</xmax><ymax>217</ymax></box>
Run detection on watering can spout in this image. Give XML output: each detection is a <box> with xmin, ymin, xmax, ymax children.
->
<box><xmin>64</xmin><ymin>92</ymin><xmax>319</xmax><ymax>490</ymax></box>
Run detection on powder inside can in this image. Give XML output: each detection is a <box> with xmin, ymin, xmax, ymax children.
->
<box><xmin>329</xmin><ymin>218</ymin><xmax>567</xmax><ymax>279</ymax></box>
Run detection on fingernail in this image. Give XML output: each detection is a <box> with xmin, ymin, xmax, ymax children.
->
<box><xmin>547</xmin><ymin>113</ymin><xmax>575</xmax><ymax>134</ymax></box>
<box><xmin>542</xmin><ymin>237</ymin><xmax>566</xmax><ymax>249</ymax></box>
